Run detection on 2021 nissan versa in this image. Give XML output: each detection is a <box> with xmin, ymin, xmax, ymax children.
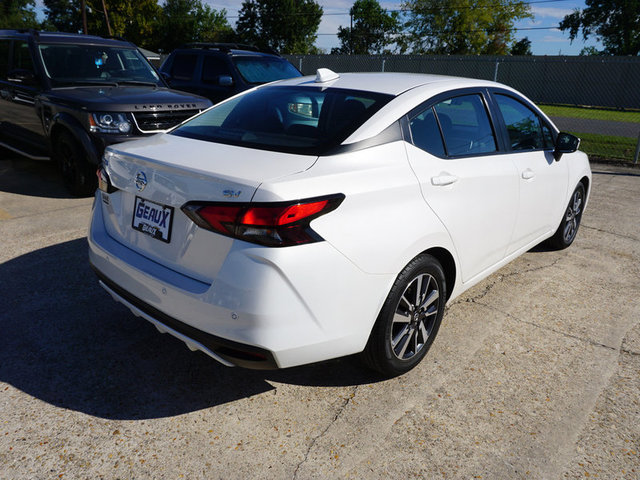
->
<box><xmin>89</xmin><ymin>69</ymin><xmax>590</xmax><ymax>376</ymax></box>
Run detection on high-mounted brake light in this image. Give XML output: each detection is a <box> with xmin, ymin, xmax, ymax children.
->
<box><xmin>181</xmin><ymin>195</ymin><xmax>344</xmax><ymax>247</ymax></box>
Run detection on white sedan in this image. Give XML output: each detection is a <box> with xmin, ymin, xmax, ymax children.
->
<box><xmin>88</xmin><ymin>69</ymin><xmax>591</xmax><ymax>376</ymax></box>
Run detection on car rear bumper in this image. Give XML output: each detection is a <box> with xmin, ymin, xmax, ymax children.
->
<box><xmin>88</xmin><ymin>192</ymin><xmax>394</xmax><ymax>369</ymax></box>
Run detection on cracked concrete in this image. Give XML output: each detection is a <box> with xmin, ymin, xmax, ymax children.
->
<box><xmin>1</xmin><ymin>159</ymin><xmax>639</xmax><ymax>479</ymax></box>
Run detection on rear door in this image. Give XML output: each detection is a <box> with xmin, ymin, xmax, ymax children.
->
<box><xmin>404</xmin><ymin>90</ymin><xmax>519</xmax><ymax>283</ymax></box>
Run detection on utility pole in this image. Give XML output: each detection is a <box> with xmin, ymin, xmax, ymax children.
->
<box><xmin>81</xmin><ymin>0</ymin><xmax>87</xmax><ymax>34</ymax></box>
<box><xmin>101</xmin><ymin>0</ymin><xmax>112</xmax><ymax>37</ymax></box>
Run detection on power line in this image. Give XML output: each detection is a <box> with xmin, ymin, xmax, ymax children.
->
<box><xmin>223</xmin><ymin>0</ymin><xmax>575</xmax><ymax>19</ymax></box>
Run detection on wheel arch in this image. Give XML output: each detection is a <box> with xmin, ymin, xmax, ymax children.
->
<box><xmin>49</xmin><ymin>113</ymin><xmax>100</xmax><ymax>165</ymax></box>
<box><xmin>421</xmin><ymin>246</ymin><xmax>456</xmax><ymax>302</ymax></box>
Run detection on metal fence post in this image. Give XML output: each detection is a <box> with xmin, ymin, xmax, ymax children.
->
<box><xmin>299</xmin><ymin>57</ymin><xmax>303</xmax><ymax>73</ymax></box>
<box><xmin>493</xmin><ymin>60</ymin><xmax>500</xmax><ymax>82</ymax></box>
<box><xmin>634</xmin><ymin>130</ymin><xmax>640</xmax><ymax>164</ymax></box>
<box><xmin>382</xmin><ymin>58</ymin><xmax>386</xmax><ymax>72</ymax></box>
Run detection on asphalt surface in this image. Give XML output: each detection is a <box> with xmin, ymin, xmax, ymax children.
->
<box><xmin>551</xmin><ymin>116</ymin><xmax>640</xmax><ymax>139</ymax></box>
<box><xmin>1</xmin><ymin>153</ymin><xmax>639</xmax><ymax>479</ymax></box>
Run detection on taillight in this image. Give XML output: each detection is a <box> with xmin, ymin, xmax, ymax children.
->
<box><xmin>96</xmin><ymin>165</ymin><xmax>117</xmax><ymax>193</ymax></box>
<box><xmin>181</xmin><ymin>194</ymin><xmax>344</xmax><ymax>247</ymax></box>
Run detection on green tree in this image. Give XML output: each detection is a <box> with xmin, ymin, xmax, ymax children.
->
<box><xmin>579</xmin><ymin>45</ymin><xmax>602</xmax><ymax>56</ymax></box>
<box><xmin>236</xmin><ymin>0</ymin><xmax>323</xmax><ymax>54</ymax></box>
<box><xmin>42</xmin><ymin>0</ymin><xmax>163</xmax><ymax>49</ymax></box>
<box><xmin>510</xmin><ymin>36</ymin><xmax>532</xmax><ymax>55</ymax></box>
<box><xmin>157</xmin><ymin>0</ymin><xmax>233</xmax><ymax>52</ymax></box>
<box><xmin>335</xmin><ymin>0</ymin><xmax>399</xmax><ymax>54</ymax></box>
<box><xmin>402</xmin><ymin>0</ymin><xmax>532</xmax><ymax>55</ymax></box>
<box><xmin>1</xmin><ymin>0</ymin><xmax>39</xmax><ymax>29</ymax></box>
<box><xmin>42</xmin><ymin>0</ymin><xmax>82</xmax><ymax>32</ymax></box>
<box><xmin>559</xmin><ymin>0</ymin><xmax>640</xmax><ymax>56</ymax></box>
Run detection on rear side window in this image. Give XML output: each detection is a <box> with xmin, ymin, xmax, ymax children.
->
<box><xmin>409</xmin><ymin>107</ymin><xmax>445</xmax><ymax>157</ymax></box>
<box><xmin>434</xmin><ymin>94</ymin><xmax>497</xmax><ymax>156</ymax></box>
<box><xmin>0</xmin><ymin>40</ymin><xmax>9</xmax><ymax>80</ymax></box>
<box><xmin>172</xmin><ymin>85</ymin><xmax>393</xmax><ymax>155</ymax></box>
<box><xmin>202</xmin><ymin>56</ymin><xmax>232</xmax><ymax>84</ymax></box>
<box><xmin>171</xmin><ymin>53</ymin><xmax>198</xmax><ymax>81</ymax></box>
<box><xmin>495</xmin><ymin>94</ymin><xmax>553</xmax><ymax>150</ymax></box>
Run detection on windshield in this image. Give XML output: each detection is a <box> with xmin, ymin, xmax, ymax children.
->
<box><xmin>171</xmin><ymin>86</ymin><xmax>393</xmax><ymax>155</ymax></box>
<box><xmin>38</xmin><ymin>44</ymin><xmax>162</xmax><ymax>87</ymax></box>
<box><xmin>232</xmin><ymin>56</ymin><xmax>301</xmax><ymax>84</ymax></box>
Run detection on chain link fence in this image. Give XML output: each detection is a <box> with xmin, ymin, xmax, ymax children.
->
<box><xmin>285</xmin><ymin>54</ymin><xmax>640</xmax><ymax>162</ymax></box>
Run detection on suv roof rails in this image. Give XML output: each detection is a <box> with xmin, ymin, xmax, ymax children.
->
<box><xmin>181</xmin><ymin>42</ymin><xmax>280</xmax><ymax>56</ymax></box>
<box><xmin>15</xmin><ymin>28</ymin><xmax>40</xmax><ymax>39</ymax></box>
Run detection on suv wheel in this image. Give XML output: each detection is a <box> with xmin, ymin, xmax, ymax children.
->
<box><xmin>56</xmin><ymin>131</ymin><xmax>96</xmax><ymax>196</ymax></box>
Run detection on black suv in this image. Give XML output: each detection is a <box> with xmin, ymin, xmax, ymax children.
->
<box><xmin>159</xmin><ymin>43</ymin><xmax>302</xmax><ymax>104</ymax></box>
<box><xmin>0</xmin><ymin>30</ymin><xmax>212</xmax><ymax>195</ymax></box>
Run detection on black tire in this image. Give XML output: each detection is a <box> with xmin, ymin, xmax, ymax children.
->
<box><xmin>55</xmin><ymin>131</ymin><xmax>96</xmax><ymax>196</ymax></box>
<box><xmin>362</xmin><ymin>254</ymin><xmax>446</xmax><ymax>377</ymax></box>
<box><xmin>547</xmin><ymin>183</ymin><xmax>585</xmax><ymax>250</ymax></box>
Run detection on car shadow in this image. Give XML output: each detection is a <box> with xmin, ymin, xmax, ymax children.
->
<box><xmin>0</xmin><ymin>156</ymin><xmax>76</xmax><ymax>199</ymax></box>
<box><xmin>0</xmin><ymin>238</ymin><xmax>382</xmax><ymax>420</ymax></box>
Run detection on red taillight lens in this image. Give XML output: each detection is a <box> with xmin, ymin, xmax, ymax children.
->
<box><xmin>182</xmin><ymin>195</ymin><xmax>344</xmax><ymax>247</ymax></box>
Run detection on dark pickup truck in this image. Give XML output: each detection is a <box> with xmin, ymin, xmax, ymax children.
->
<box><xmin>0</xmin><ymin>30</ymin><xmax>212</xmax><ymax>195</ymax></box>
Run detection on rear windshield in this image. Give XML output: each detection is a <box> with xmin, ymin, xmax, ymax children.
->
<box><xmin>171</xmin><ymin>86</ymin><xmax>394</xmax><ymax>155</ymax></box>
<box><xmin>232</xmin><ymin>56</ymin><xmax>301</xmax><ymax>84</ymax></box>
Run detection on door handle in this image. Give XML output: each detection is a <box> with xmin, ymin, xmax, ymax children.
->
<box><xmin>521</xmin><ymin>169</ymin><xmax>535</xmax><ymax>180</ymax></box>
<box><xmin>431</xmin><ymin>174</ymin><xmax>458</xmax><ymax>186</ymax></box>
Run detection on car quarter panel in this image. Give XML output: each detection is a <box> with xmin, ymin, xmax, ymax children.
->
<box><xmin>250</xmin><ymin>141</ymin><xmax>459</xmax><ymax>279</ymax></box>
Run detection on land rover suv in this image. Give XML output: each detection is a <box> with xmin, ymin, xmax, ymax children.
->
<box><xmin>0</xmin><ymin>30</ymin><xmax>212</xmax><ymax>195</ymax></box>
<box><xmin>159</xmin><ymin>43</ymin><xmax>302</xmax><ymax>104</ymax></box>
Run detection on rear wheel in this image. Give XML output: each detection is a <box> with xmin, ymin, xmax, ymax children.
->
<box><xmin>547</xmin><ymin>183</ymin><xmax>585</xmax><ymax>250</ymax></box>
<box><xmin>363</xmin><ymin>254</ymin><xmax>446</xmax><ymax>377</ymax></box>
<box><xmin>56</xmin><ymin>131</ymin><xmax>96</xmax><ymax>196</ymax></box>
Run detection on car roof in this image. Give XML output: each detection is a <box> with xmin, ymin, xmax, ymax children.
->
<box><xmin>274</xmin><ymin>71</ymin><xmax>500</xmax><ymax>97</ymax></box>
<box><xmin>0</xmin><ymin>29</ymin><xmax>134</xmax><ymax>48</ymax></box>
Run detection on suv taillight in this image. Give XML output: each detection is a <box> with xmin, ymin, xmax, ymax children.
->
<box><xmin>181</xmin><ymin>194</ymin><xmax>344</xmax><ymax>247</ymax></box>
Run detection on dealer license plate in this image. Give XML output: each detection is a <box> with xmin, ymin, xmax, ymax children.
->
<box><xmin>132</xmin><ymin>196</ymin><xmax>174</xmax><ymax>243</ymax></box>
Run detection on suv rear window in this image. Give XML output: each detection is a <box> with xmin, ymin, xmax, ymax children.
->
<box><xmin>232</xmin><ymin>56</ymin><xmax>301</xmax><ymax>84</ymax></box>
<box><xmin>172</xmin><ymin>86</ymin><xmax>393</xmax><ymax>155</ymax></box>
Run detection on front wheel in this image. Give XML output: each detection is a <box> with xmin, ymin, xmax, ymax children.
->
<box><xmin>55</xmin><ymin>131</ymin><xmax>96</xmax><ymax>197</ymax></box>
<box><xmin>547</xmin><ymin>183</ymin><xmax>585</xmax><ymax>250</ymax></box>
<box><xmin>362</xmin><ymin>254</ymin><xmax>446</xmax><ymax>377</ymax></box>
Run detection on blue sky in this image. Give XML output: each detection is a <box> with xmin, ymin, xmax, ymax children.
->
<box><xmin>35</xmin><ymin>0</ymin><xmax>601</xmax><ymax>55</ymax></box>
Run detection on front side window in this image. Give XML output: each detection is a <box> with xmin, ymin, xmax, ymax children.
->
<box><xmin>202</xmin><ymin>56</ymin><xmax>232</xmax><ymax>84</ymax></box>
<box><xmin>38</xmin><ymin>44</ymin><xmax>161</xmax><ymax>86</ymax></box>
<box><xmin>172</xmin><ymin>86</ymin><xmax>393</xmax><ymax>155</ymax></box>
<box><xmin>170</xmin><ymin>53</ymin><xmax>197</xmax><ymax>81</ymax></box>
<box><xmin>0</xmin><ymin>40</ymin><xmax>9</xmax><ymax>80</ymax></box>
<box><xmin>495</xmin><ymin>94</ymin><xmax>552</xmax><ymax>150</ymax></box>
<box><xmin>433</xmin><ymin>94</ymin><xmax>497</xmax><ymax>156</ymax></box>
<box><xmin>232</xmin><ymin>56</ymin><xmax>301</xmax><ymax>84</ymax></box>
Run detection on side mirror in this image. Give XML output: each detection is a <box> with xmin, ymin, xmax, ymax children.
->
<box><xmin>7</xmin><ymin>69</ymin><xmax>38</xmax><ymax>86</ymax></box>
<box><xmin>160</xmin><ymin>71</ymin><xmax>171</xmax><ymax>83</ymax></box>
<box><xmin>553</xmin><ymin>132</ymin><xmax>580</xmax><ymax>161</ymax></box>
<box><xmin>219</xmin><ymin>75</ymin><xmax>233</xmax><ymax>87</ymax></box>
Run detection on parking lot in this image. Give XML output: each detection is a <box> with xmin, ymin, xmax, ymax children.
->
<box><xmin>1</xmin><ymin>154</ymin><xmax>639</xmax><ymax>479</ymax></box>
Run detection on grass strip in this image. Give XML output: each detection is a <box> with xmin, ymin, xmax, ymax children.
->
<box><xmin>572</xmin><ymin>131</ymin><xmax>638</xmax><ymax>161</ymax></box>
